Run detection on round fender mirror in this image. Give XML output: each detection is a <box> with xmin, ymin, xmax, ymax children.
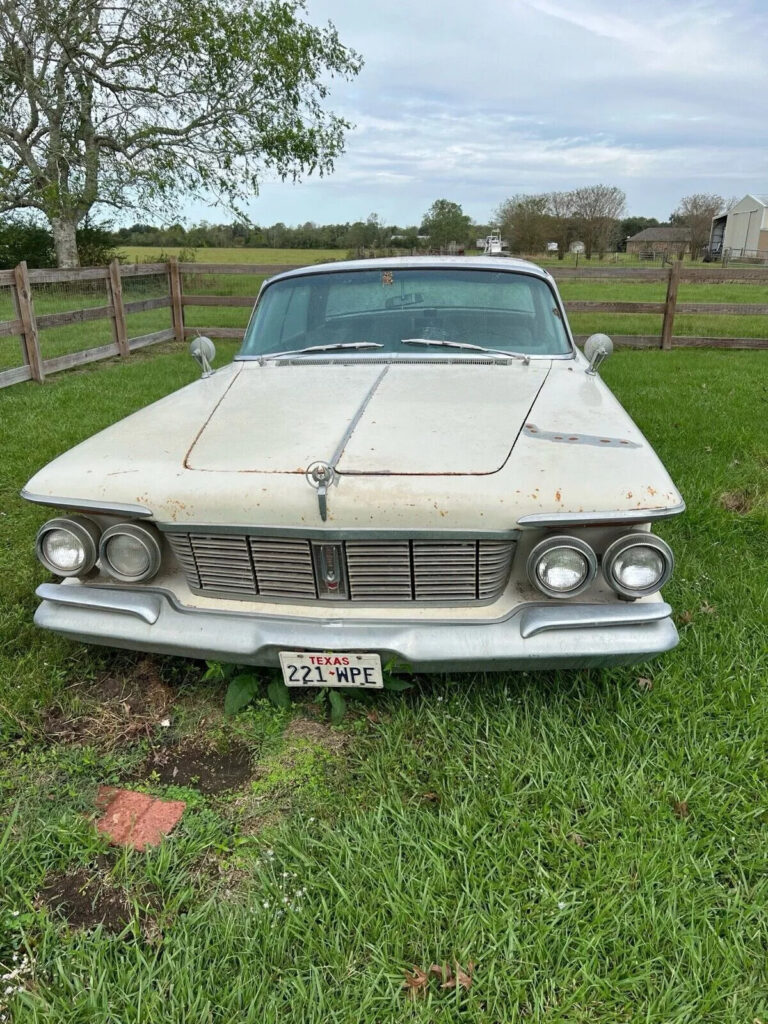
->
<box><xmin>583</xmin><ymin>333</ymin><xmax>613</xmax><ymax>375</ymax></box>
<box><xmin>189</xmin><ymin>336</ymin><xmax>216</xmax><ymax>376</ymax></box>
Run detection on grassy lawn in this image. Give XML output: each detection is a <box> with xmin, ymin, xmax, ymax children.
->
<box><xmin>121</xmin><ymin>245</ymin><xmax>343</xmax><ymax>265</ymax></box>
<box><xmin>1</xmin><ymin>344</ymin><xmax>767</xmax><ymax>1021</ymax></box>
<box><xmin>2</xmin><ymin>253</ymin><xmax>766</xmax><ymax>376</ymax></box>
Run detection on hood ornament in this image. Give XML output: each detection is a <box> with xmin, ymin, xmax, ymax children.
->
<box><xmin>306</xmin><ymin>461</ymin><xmax>334</xmax><ymax>521</ymax></box>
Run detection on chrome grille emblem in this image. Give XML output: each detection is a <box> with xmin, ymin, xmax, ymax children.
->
<box><xmin>311</xmin><ymin>542</ymin><xmax>347</xmax><ymax>599</ymax></box>
<box><xmin>305</xmin><ymin>461</ymin><xmax>334</xmax><ymax>521</ymax></box>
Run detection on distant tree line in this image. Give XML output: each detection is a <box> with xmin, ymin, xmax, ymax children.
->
<box><xmin>0</xmin><ymin>191</ymin><xmax>731</xmax><ymax>268</ymax></box>
<box><xmin>493</xmin><ymin>189</ymin><xmax>729</xmax><ymax>260</ymax></box>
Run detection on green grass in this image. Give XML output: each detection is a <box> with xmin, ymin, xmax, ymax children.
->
<box><xmin>2</xmin><ymin>251</ymin><xmax>766</xmax><ymax>376</ymax></box>
<box><xmin>122</xmin><ymin>245</ymin><xmax>344</xmax><ymax>265</ymax></box>
<box><xmin>1</xmin><ymin>345</ymin><xmax>767</xmax><ymax>1020</ymax></box>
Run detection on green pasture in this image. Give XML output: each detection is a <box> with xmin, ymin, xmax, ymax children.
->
<box><xmin>0</xmin><ymin>343</ymin><xmax>767</xmax><ymax>1021</ymax></box>
<box><xmin>1</xmin><ymin>250</ymin><xmax>766</xmax><ymax>378</ymax></box>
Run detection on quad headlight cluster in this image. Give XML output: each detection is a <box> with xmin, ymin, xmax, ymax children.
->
<box><xmin>36</xmin><ymin>516</ymin><xmax>162</xmax><ymax>583</ymax></box>
<box><xmin>527</xmin><ymin>533</ymin><xmax>673</xmax><ymax>601</ymax></box>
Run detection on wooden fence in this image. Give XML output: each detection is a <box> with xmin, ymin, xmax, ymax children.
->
<box><xmin>1</xmin><ymin>258</ymin><xmax>767</xmax><ymax>390</ymax></box>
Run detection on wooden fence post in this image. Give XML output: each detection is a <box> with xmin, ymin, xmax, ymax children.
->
<box><xmin>660</xmin><ymin>259</ymin><xmax>681</xmax><ymax>350</ymax></box>
<box><xmin>12</xmin><ymin>261</ymin><xmax>44</xmax><ymax>382</ymax></box>
<box><xmin>168</xmin><ymin>257</ymin><xmax>184</xmax><ymax>342</ymax></box>
<box><xmin>107</xmin><ymin>259</ymin><xmax>130</xmax><ymax>357</ymax></box>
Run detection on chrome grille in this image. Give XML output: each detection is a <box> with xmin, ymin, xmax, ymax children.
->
<box><xmin>345</xmin><ymin>542</ymin><xmax>412</xmax><ymax>600</ymax></box>
<box><xmin>250</xmin><ymin>538</ymin><xmax>316</xmax><ymax>599</ymax></box>
<box><xmin>478</xmin><ymin>541</ymin><xmax>516</xmax><ymax>600</ymax></box>
<box><xmin>168</xmin><ymin>532</ymin><xmax>514</xmax><ymax>603</ymax></box>
<box><xmin>192</xmin><ymin>533</ymin><xmax>255</xmax><ymax>595</ymax></box>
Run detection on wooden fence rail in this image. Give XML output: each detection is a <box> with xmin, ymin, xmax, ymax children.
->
<box><xmin>1</xmin><ymin>258</ymin><xmax>767</xmax><ymax>390</ymax></box>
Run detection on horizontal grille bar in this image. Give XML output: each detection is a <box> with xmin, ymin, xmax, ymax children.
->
<box><xmin>169</xmin><ymin>533</ymin><xmax>514</xmax><ymax>603</ymax></box>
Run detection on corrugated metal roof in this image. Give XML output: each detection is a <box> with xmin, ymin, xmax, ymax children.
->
<box><xmin>628</xmin><ymin>227</ymin><xmax>690</xmax><ymax>242</ymax></box>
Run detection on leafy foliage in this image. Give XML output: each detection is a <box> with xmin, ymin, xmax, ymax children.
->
<box><xmin>671</xmin><ymin>193</ymin><xmax>725</xmax><ymax>259</ymax></box>
<box><xmin>0</xmin><ymin>219</ymin><xmax>55</xmax><ymax>268</ymax></box>
<box><xmin>420</xmin><ymin>199</ymin><xmax>472</xmax><ymax>248</ymax></box>
<box><xmin>223</xmin><ymin>673</ymin><xmax>261</xmax><ymax>716</ymax></box>
<box><xmin>0</xmin><ymin>0</ymin><xmax>362</xmax><ymax>264</ymax></box>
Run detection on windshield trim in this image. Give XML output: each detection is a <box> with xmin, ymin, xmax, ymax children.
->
<box><xmin>237</xmin><ymin>265</ymin><xmax>578</xmax><ymax>360</ymax></box>
<box><xmin>233</xmin><ymin>350</ymin><xmax>571</xmax><ymax>363</ymax></box>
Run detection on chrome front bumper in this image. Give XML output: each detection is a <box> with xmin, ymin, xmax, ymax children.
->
<box><xmin>34</xmin><ymin>583</ymin><xmax>678</xmax><ymax>672</ymax></box>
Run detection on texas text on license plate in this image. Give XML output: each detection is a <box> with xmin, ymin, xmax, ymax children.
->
<box><xmin>279</xmin><ymin>651</ymin><xmax>383</xmax><ymax>689</ymax></box>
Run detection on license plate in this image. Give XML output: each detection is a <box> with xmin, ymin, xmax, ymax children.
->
<box><xmin>279</xmin><ymin>651</ymin><xmax>383</xmax><ymax>689</ymax></box>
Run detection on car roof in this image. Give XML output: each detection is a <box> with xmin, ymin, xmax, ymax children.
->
<box><xmin>268</xmin><ymin>254</ymin><xmax>553</xmax><ymax>284</ymax></box>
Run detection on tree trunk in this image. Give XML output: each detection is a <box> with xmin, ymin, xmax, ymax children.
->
<box><xmin>51</xmin><ymin>217</ymin><xmax>81</xmax><ymax>268</ymax></box>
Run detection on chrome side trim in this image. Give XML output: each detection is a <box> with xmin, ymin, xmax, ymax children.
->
<box><xmin>157</xmin><ymin>523</ymin><xmax>521</xmax><ymax>540</ymax></box>
<box><xmin>329</xmin><ymin>364</ymin><xmax>390</xmax><ymax>467</ymax></box>
<box><xmin>519</xmin><ymin>601</ymin><xmax>672</xmax><ymax>639</ymax></box>
<box><xmin>35</xmin><ymin>583</ymin><xmax>161</xmax><ymax>624</ymax></box>
<box><xmin>21</xmin><ymin>489</ymin><xmax>152</xmax><ymax>518</ymax></box>
<box><xmin>517</xmin><ymin>502</ymin><xmax>686</xmax><ymax>527</ymax></box>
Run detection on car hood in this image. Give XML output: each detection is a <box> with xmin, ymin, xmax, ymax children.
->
<box><xmin>185</xmin><ymin>360</ymin><xmax>551</xmax><ymax>476</ymax></box>
<box><xmin>23</xmin><ymin>359</ymin><xmax>684</xmax><ymax>530</ymax></box>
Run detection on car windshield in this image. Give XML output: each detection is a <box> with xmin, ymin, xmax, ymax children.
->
<box><xmin>238</xmin><ymin>267</ymin><xmax>571</xmax><ymax>358</ymax></box>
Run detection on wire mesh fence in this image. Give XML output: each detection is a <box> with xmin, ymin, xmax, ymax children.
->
<box><xmin>32</xmin><ymin>276</ymin><xmax>113</xmax><ymax>361</ymax></box>
<box><xmin>0</xmin><ymin>281</ymin><xmax>25</xmax><ymax>373</ymax></box>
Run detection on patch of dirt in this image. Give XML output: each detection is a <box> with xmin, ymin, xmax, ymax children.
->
<box><xmin>283</xmin><ymin>717</ymin><xmax>349</xmax><ymax>754</ymax></box>
<box><xmin>137</xmin><ymin>742</ymin><xmax>253</xmax><ymax>794</ymax></box>
<box><xmin>719</xmin><ymin>489</ymin><xmax>754</xmax><ymax>514</ymax></box>
<box><xmin>38</xmin><ymin>868</ymin><xmax>133</xmax><ymax>934</ymax></box>
<box><xmin>42</xmin><ymin>657</ymin><xmax>175</xmax><ymax>747</ymax></box>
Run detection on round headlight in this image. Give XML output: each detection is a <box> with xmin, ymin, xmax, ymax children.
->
<box><xmin>100</xmin><ymin>523</ymin><xmax>162</xmax><ymax>583</ymax></box>
<box><xmin>527</xmin><ymin>535</ymin><xmax>598</xmax><ymax>599</ymax></box>
<box><xmin>36</xmin><ymin>516</ymin><xmax>100</xmax><ymax>577</ymax></box>
<box><xmin>602</xmin><ymin>534</ymin><xmax>674</xmax><ymax>599</ymax></box>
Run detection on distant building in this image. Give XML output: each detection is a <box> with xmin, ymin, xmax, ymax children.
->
<box><xmin>626</xmin><ymin>227</ymin><xmax>690</xmax><ymax>257</ymax></box>
<box><xmin>710</xmin><ymin>194</ymin><xmax>768</xmax><ymax>259</ymax></box>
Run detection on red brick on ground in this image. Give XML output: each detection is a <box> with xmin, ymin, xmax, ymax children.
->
<box><xmin>95</xmin><ymin>787</ymin><xmax>185</xmax><ymax>851</ymax></box>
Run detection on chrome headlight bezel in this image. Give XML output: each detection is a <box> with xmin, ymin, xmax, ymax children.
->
<box><xmin>602</xmin><ymin>533</ymin><xmax>674</xmax><ymax>599</ymax></box>
<box><xmin>36</xmin><ymin>516</ymin><xmax>100</xmax><ymax>577</ymax></box>
<box><xmin>526</xmin><ymin>535</ymin><xmax>598</xmax><ymax>599</ymax></box>
<box><xmin>99</xmin><ymin>523</ymin><xmax>162</xmax><ymax>583</ymax></box>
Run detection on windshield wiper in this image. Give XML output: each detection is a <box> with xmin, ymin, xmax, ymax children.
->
<box><xmin>400</xmin><ymin>338</ymin><xmax>530</xmax><ymax>364</ymax></box>
<box><xmin>259</xmin><ymin>342</ymin><xmax>383</xmax><ymax>363</ymax></box>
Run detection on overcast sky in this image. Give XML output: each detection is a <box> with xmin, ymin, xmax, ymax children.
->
<box><xmin>187</xmin><ymin>0</ymin><xmax>768</xmax><ymax>227</ymax></box>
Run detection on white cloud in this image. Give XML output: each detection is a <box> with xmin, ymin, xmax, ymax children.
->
<box><xmin>180</xmin><ymin>0</ymin><xmax>768</xmax><ymax>226</ymax></box>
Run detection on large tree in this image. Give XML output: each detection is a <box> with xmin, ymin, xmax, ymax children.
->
<box><xmin>420</xmin><ymin>199</ymin><xmax>471</xmax><ymax>249</ymax></box>
<box><xmin>0</xmin><ymin>0</ymin><xmax>362</xmax><ymax>265</ymax></box>
<box><xmin>546</xmin><ymin>191</ymin><xmax>576</xmax><ymax>260</ymax></box>
<box><xmin>570</xmin><ymin>184</ymin><xmax>626</xmax><ymax>258</ymax></box>
<box><xmin>494</xmin><ymin>194</ymin><xmax>549</xmax><ymax>254</ymax></box>
<box><xmin>671</xmin><ymin>193</ymin><xmax>724</xmax><ymax>259</ymax></box>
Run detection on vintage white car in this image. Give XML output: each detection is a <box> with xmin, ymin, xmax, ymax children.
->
<box><xmin>24</xmin><ymin>257</ymin><xmax>684</xmax><ymax>688</ymax></box>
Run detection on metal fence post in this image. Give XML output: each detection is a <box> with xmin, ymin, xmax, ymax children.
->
<box><xmin>12</xmin><ymin>261</ymin><xmax>44</xmax><ymax>382</ymax></box>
